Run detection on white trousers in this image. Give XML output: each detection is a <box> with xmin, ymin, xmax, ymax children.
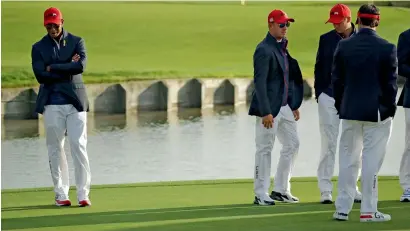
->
<box><xmin>335</xmin><ymin>117</ymin><xmax>392</xmax><ymax>214</ymax></box>
<box><xmin>400</xmin><ymin>108</ymin><xmax>410</xmax><ymax>191</ymax></box>
<box><xmin>317</xmin><ymin>93</ymin><xmax>360</xmax><ymax>193</ymax></box>
<box><xmin>43</xmin><ymin>104</ymin><xmax>91</xmax><ymax>201</ymax></box>
<box><xmin>254</xmin><ymin>105</ymin><xmax>300</xmax><ymax>197</ymax></box>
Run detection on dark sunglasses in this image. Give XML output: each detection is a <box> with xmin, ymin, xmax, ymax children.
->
<box><xmin>279</xmin><ymin>22</ymin><xmax>291</xmax><ymax>28</ymax></box>
<box><xmin>45</xmin><ymin>23</ymin><xmax>61</xmax><ymax>30</ymax></box>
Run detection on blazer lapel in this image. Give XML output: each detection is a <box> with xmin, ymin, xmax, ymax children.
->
<box><xmin>58</xmin><ymin>30</ymin><xmax>70</xmax><ymax>61</ymax></box>
<box><xmin>264</xmin><ymin>32</ymin><xmax>285</xmax><ymax>72</ymax></box>
<box><xmin>272</xmin><ymin>45</ymin><xmax>285</xmax><ymax>72</ymax></box>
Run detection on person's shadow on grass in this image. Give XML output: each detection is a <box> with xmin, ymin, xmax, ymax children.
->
<box><xmin>1</xmin><ymin>200</ymin><xmax>409</xmax><ymax>230</ymax></box>
<box><xmin>1</xmin><ymin>204</ymin><xmax>63</xmax><ymax>211</ymax></box>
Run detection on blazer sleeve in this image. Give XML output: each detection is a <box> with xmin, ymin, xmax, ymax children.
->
<box><xmin>253</xmin><ymin>46</ymin><xmax>271</xmax><ymax>117</ymax></box>
<box><xmin>384</xmin><ymin>44</ymin><xmax>398</xmax><ymax>115</ymax></box>
<box><xmin>287</xmin><ymin>54</ymin><xmax>304</xmax><ymax>111</ymax></box>
<box><xmin>331</xmin><ymin>42</ymin><xmax>345</xmax><ymax>113</ymax></box>
<box><xmin>49</xmin><ymin>38</ymin><xmax>87</xmax><ymax>75</ymax></box>
<box><xmin>314</xmin><ymin>35</ymin><xmax>324</xmax><ymax>99</ymax></box>
<box><xmin>397</xmin><ymin>31</ymin><xmax>410</xmax><ymax>78</ymax></box>
<box><xmin>31</xmin><ymin>45</ymin><xmax>70</xmax><ymax>84</ymax></box>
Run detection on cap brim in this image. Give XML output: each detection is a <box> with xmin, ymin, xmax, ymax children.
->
<box><xmin>325</xmin><ymin>16</ymin><xmax>344</xmax><ymax>24</ymax></box>
<box><xmin>44</xmin><ymin>19</ymin><xmax>61</xmax><ymax>26</ymax></box>
<box><xmin>276</xmin><ymin>18</ymin><xmax>295</xmax><ymax>24</ymax></box>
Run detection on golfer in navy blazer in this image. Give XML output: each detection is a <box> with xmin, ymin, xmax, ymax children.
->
<box><xmin>314</xmin><ymin>3</ymin><xmax>361</xmax><ymax>204</ymax></box>
<box><xmin>248</xmin><ymin>9</ymin><xmax>304</xmax><ymax>206</ymax></box>
<box><xmin>331</xmin><ymin>4</ymin><xmax>397</xmax><ymax>222</ymax></box>
<box><xmin>31</xmin><ymin>7</ymin><xmax>92</xmax><ymax>207</ymax></box>
<box><xmin>397</xmin><ymin>28</ymin><xmax>410</xmax><ymax>203</ymax></box>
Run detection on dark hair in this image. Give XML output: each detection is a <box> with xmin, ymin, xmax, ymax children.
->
<box><xmin>357</xmin><ymin>4</ymin><xmax>380</xmax><ymax>27</ymax></box>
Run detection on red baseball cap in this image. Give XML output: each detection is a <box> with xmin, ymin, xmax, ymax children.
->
<box><xmin>326</xmin><ymin>4</ymin><xmax>351</xmax><ymax>24</ymax></box>
<box><xmin>44</xmin><ymin>7</ymin><xmax>63</xmax><ymax>26</ymax></box>
<box><xmin>268</xmin><ymin>9</ymin><xmax>295</xmax><ymax>24</ymax></box>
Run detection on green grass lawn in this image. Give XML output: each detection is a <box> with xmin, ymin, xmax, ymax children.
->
<box><xmin>1</xmin><ymin>1</ymin><xmax>410</xmax><ymax>88</ymax></box>
<box><xmin>2</xmin><ymin>177</ymin><xmax>410</xmax><ymax>231</ymax></box>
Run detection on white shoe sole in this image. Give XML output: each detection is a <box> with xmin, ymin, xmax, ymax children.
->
<box><xmin>400</xmin><ymin>197</ymin><xmax>410</xmax><ymax>202</ymax></box>
<box><xmin>320</xmin><ymin>196</ymin><xmax>333</xmax><ymax>204</ymax></box>
<box><xmin>360</xmin><ymin>214</ymin><xmax>391</xmax><ymax>222</ymax></box>
<box><xmin>254</xmin><ymin>197</ymin><xmax>275</xmax><ymax>206</ymax></box>
<box><xmin>282</xmin><ymin>198</ymin><xmax>299</xmax><ymax>203</ymax></box>
<box><xmin>256</xmin><ymin>202</ymin><xmax>275</xmax><ymax>206</ymax></box>
<box><xmin>333</xmin><ymin>214</ymin><xmax>348</xmax><ymax>221</ymax></box>
<box><xmin>55</xmin><ymin>202</ymin><xmax>71</xmax><ymax>206</ymax></box>
<box><xmin>360</xmin><ymin>218</ymin><xmax>391</xmax><ymax>222</ymax></box>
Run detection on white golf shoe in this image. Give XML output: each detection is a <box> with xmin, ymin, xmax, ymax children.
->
<box><xmin>333</xmin><ymin>212</ymin><xmax>348</xmax><ymax>221</ymax></box>
<box><xmin>400</xmin><ymin>188</ymin><xmax>410</xmax><ymax>202</ymax></box>
<box><xmin>360</xmin><ymin>211</ymin><xmax>391</xmax><ymax>222</ymax></box>
<box><xmin>253</xmin><ymin>194</ymin><xmax>275</xmax><ymax>206</ymax></box>
<box><xmin>320</xmin><ymin>191</ymin><xmax>333</xmax><ymax>204</ymax></box>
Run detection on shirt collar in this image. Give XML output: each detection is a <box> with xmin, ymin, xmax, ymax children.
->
<box><xmin>337</xmin><ymin>22</ymin><xmax>356</xmax><ymax>39</ymax></box>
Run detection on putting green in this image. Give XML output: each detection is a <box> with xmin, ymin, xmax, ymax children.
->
<box><xmin>2</xmin><ymin>177</ymin><xmax>409</xmax><ymax>230</ymax></box>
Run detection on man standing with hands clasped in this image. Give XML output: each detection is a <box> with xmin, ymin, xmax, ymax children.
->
<box><xmin>397</xmin><ymin>28</ymin><xmax>410</xmax><ymax>203</ymax></box>
<box><xmin>332</xmin><ymin>4</ymin><xmax>397</xmax><ymax>222</ymax></box>
<box><xmin>31</xmin><ymin>7</ymin><xmax>92</xmax><ymax>207</ymax></box>
<box><xmin>249</xmin><ymin>9</ymin><xmax>304</xmax><ymax>205</ymax></box>
<box><xmin>314</xmin><ymin>3</ymin><xmax>362</xmax><ymax>204</ymax></box>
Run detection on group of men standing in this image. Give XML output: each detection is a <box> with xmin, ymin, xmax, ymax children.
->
<box><xmin>249</xmin><ymin>3</ymin><xmax>410</xmax><ymax>222</ymax></box>
<box><xmin>30</xmin><ymin>3</ymin><xmax>408</xmax><ymax>219</ymax></box>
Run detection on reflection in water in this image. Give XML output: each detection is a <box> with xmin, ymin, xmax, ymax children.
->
<box><xmin>136</xmin><ymin>111</ymin><xmax>169</xmax><ymax>127</ymax></box>
<box><xmin>1</xmin><ymin>119</ymin><xmax>39</xmax><ymax>140</ymax></box>
<box><xmin>93</xmin><ymin>113</ymin><xmax>126</xmax><ymax>132</ymax></box>
<box><xmin>177</xmin><ymin>108</ymin><xmax>202</xmax><ymax>122</ymax></box>
<box><xmin>176</xmin><ymin>105</ymin><xmax>236</xmax><ymax>122</ymax></box>
<box><xmin>1</xmin><ymin>99</ymin><xmax>407</xmax><ymax>190</ymax></box>
<box><xmin>0</xmin><ymin>106</ymin><xmax>238</xmax><ymax>140</ymax></box>
<box><xmin>212</xmin><ymin>105</ymin><xmax>236</xmax><ymax>116</ymax></box>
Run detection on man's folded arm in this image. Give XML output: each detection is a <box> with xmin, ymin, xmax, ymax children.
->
<box><xmin>49</xmin><ymin>38</ymin><xmax>87</xmax><ymax>75</ymax></box>
<box><xmin>31</xmin><ymin>45</ymin><xmax>69</xmax><ymax>84</ymax></box>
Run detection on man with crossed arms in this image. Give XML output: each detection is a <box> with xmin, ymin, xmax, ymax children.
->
<box><xmin>31</xmin><ymin>7</ymin><xmax>92</xmax><ymax>207</ymax></box>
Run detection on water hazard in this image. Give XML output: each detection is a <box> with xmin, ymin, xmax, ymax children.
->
<box><xmin>1</xmin><ymin>99</ymin><xmax>407</xmax><ymax>190</ymax></box>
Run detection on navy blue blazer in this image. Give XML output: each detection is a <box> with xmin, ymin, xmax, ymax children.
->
<box><xmin>31</xmin><ymin>29</ymin><xmax>89</xmax><ymax>114</ymax></box>
<box><xmin>397</xmin><ymin>29</ymin><xmax>410</xmax><ymax>108</ymax></box>
<box><xmin>248</xmin><ymin>32</ymin><xmax>304</xmax><ymax>118</ymax></box>
<box><xmin>332</xmin><ymin>28</ymin><xmax>398</xmax><ymax>122</ymax></box>
<box><xmin>314</xmin><ymin>23</ymin><xmax>356</xmax><ymax>100</ymax></box>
